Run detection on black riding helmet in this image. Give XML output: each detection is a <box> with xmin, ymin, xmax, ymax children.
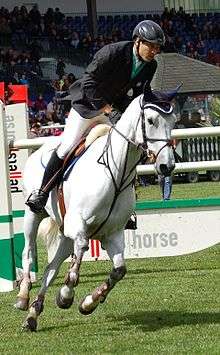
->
<box><xmin>132</xmin><ymin>20</ymin><xmax>165</xmax><ymax>46</ymax></box>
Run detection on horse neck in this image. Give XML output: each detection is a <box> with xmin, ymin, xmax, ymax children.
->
<box><xmin>107</xmin><ymin>108</ymin><xmax>141</xmax><ymax>185</ymax></box>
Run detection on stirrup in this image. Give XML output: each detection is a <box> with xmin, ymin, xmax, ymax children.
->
<box><xmin>26</xmin><ymin>189</ymin><xmax>49</xmax><ymax>214</ymax></box>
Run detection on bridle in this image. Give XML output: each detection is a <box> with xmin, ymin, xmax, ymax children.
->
<box><xmin>111</xmin><ymin>96</ymin><xmax>175</xmax><ymax>164</ymax></box>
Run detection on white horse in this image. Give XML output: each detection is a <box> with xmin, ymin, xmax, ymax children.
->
<box><xmin>16</xmin><ymin>88</ymin><xmax>177</xmax><ymax>331</ymax></box>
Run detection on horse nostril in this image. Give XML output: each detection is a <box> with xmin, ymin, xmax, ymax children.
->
<box><xmin>160</xmin><ymin>164</ymin><xmax>174</xmax><ymax>176</ymax></box>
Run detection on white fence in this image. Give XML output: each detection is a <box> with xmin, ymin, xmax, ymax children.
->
<box><xmin>9</xmin><ymin>126</ymin><xmax>220</xmax><ymax>174</ymax></box>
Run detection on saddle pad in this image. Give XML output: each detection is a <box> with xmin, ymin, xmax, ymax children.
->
<box><xmin>62</xmin><ymin>147</ymin><xmax>89</xmax><ymax>181</ymax></box>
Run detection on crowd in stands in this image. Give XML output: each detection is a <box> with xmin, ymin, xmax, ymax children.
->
<box><xmin>26</xmin><ymin>71</ymin><xmax>76</xmax><ymax>137</ymax></box>
<box><xmin>0</xmin><ymin>5</ymin><xmax>219</xmax><ymax>137</ymax></box>
<box><xmin>0</xmin><ymin>5</ymin><xmax>219</xmax><ymax>63</ymax></box>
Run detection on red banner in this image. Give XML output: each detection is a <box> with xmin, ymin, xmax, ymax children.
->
<box><xmin>8</xmin><ymin>85</ymin><xmax>28</xmax><ymax>103</ymax></box>
<box><xmin>0</xmin><ymin>82</ymin><xmax>5</xmax><ymax>102</ymax></box>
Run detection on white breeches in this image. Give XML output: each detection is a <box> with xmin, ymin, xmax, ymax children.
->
<box><xmin>56</xmin><ymin>108</ymin><xmax>110</xmax><ymax>159</ymax></box>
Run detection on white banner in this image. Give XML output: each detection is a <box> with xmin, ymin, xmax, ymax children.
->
<box><xmin>82</xmin><ymin>202</ymin><xmax>220</xmax><ymax>261</ymax></box>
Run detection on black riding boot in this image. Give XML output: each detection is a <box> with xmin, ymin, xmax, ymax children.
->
<box><xmin>26</xmin><ymin>150</ymin><xmax>64</xmax><ymax>213</ymax></box>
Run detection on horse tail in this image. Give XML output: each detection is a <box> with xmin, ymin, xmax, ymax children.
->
<box><xmin>37</xmin><ymin>217</ymin><xmax>61</xmax><ymax>262</ymax></box>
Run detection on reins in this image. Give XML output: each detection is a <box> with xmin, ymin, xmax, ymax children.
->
<box><xmin>90</xmin><ymin>98</ymin><xmax>174</xmax><ymax>237</ymax></box>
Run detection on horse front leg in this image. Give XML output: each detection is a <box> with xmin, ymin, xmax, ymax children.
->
<box><xmin>15</xmin><ymin>209</ymin><xmax>43</xmax><ymax>311</ymax></box>
<box><xmin>79</xmin><ymin>231</ymin><xmax>126</xmax><ymax>315</ymax></box>
<box><xmin>56</xmin><ymin>233</ymin><xmax>89</xmax><ymax>309</ymax></box>
<box><xmin>22</xmin><ymin>234</ymin><xmax>73</xmax><ymax>332</ymax></box>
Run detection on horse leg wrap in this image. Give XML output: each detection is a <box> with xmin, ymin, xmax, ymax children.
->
<box><xmin>29</xmin><ymin>296</ymin><xmax>44</xmax><ymax>316</ymax></box>
<box><xmin>99</xmin><ymin>266</ymin><xmax>127</xmax><ymax>304</ymax></box>
<box><xmin>108</xmin><ymin>266</ymin><xmax>127</xmax><ymax>287</ymax></box>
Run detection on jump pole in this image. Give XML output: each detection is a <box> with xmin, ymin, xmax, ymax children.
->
<box><xmin>0</xmin><ymin>94</ymin><xmax>38</xmax><ymax>291</ymax></box>
<box><xmin>0</xmin><ymin>102</ymin><xmax>16</xmax><ymax>291</ymax></box>
<box><xmin>5</xmin><ymin>102</ymin><xmax>38</xmax><ymax>282</ymax></box>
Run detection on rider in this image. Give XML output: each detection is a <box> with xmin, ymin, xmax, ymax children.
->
<box><xmin>26</xmin><ymin>20</ymin><xmax>165</xmax><ymax>214</ymax></box>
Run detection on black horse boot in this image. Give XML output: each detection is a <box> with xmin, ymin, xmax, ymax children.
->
<box><xmin>26</xmin><ymin>150</ymin><xmax>64</xmax><ymax>213</ymax></box>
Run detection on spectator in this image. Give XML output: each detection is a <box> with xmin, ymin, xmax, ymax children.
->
<box><xmin>56</xmin><ymin>58</ymin><xmax>66</xmax><ymax>79</ymax></box>
<box><xmin>29</xmin><ymin>122</ymin><xmax>42</xmax><ymax>138</ymax></box>
<box><xmin>44</xmin><ymin>8</ymin><xmax>54</xmax><ymax>26</ymax></box>
<box><xmin>158</xmin><ymin>175</ymin><xmax>173</xmax><ymax>200</ymax></box>
<box><xmin>46</xmin><ymin>96</ymin><xmax>57</xmax><ymax>121</ymax></box>
<box><xmin>34</xmin><ymin>93</ymin><xmax>47</xmax><ymax>115</ymax></box>
<box><xmin>69</xmin><ymin>31</ymin><xmax>80</xmax><ymax>48</ymax></box>
<box><xmin>19</xmin><ymin>73</ymin><xmax>29</xmax><ymax>85</ymax></box>
<box><xmin>29</xmin><ymin>4</ymin><xmax>41</xmax><ymax>26</ymax></box>
<box><xmin>31</xmin><ymin>59</ymin><xmax>43</xmax><ymax>76</ymax></box>
<box><xmin>54</xmin><ymin>7</ymin><xmax>64</xmax><ymax>25</ymax></box>
<box><xmin>207</xmin><ymin>49</ymin><xmax>217</xmax><ymax>65</ymax></box>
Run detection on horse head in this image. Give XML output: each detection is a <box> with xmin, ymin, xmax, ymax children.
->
<box><xmin>136</xmin><ymin>83</ymin><xmax>182</xmax><ymax>176</ymax></box>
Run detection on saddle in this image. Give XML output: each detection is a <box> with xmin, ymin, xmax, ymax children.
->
<box><xmin>57</xmin><ymin>123</ymin><xmax>111</xmax><ymax>222</ymax></box>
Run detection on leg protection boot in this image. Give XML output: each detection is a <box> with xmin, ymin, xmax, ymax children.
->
<box><xmin>26</xmin><ymin>150</ymin><xmax>64</xmax><ymax>213</ymax></box>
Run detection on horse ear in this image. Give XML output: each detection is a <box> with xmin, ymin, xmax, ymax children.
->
<box><xmin>162</xmin><ymin>82</ymin><xmax>183</xmax><ymax>102</ymax></box>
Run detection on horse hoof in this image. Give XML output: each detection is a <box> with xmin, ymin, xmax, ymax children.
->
<box><xmin>78</xmin><ymin>296</ymin><xmax>99</xmax><ymax>315</ymax></box>
<box><xmin>14</xmin><ymin>297</ymin><xmax>29</xmax><ymax>311</ymax></box>
<box><xmin>56</xmin><ymin>290</ymin><xmax>74</xmax><ymax>309</ymax></box>
<box><xmin>22</xmin><ymin>317</ymin><xmax>37</xmax><ymax>332</ymax></box>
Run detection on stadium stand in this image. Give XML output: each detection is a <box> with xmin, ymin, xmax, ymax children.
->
<box><xmin>0</xmin><ymin>5</ymin><xmax>219</xmax><ymax>135</ymax></box>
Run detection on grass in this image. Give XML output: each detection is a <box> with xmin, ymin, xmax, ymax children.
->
<box><xmin>136</xmin><ymin>181</ymin><xmax>220</xmax><ymax>201</ymax></box>
<box><xmin>0</xmin><ymin>181</ymin><xmax>220</xmax><ymax>354</ymax></box>
<box><xmin>0</xmin><ymin>244</ymin><xmax>219</xmax><ymax>354</ymax></box>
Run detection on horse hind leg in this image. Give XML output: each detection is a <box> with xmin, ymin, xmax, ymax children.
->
<box><xmin>22</xmin><ymin>234</ymin><xmax>73</xmax><ymax>332</ymax></box>
<box><xmin>56</xmin><ymin>231</ymin><xmax>89</xmax><ymax>310</ymax></box>
<box><xmin>79</xmin><ymin>231</ymin><xmax>126</xmax><ymax>315</ymax></box>
<box><xmin>15</xmin><ymin>209</ymin><xmax>44</xmax><ymax>311</ymax></box>
<box><xmin>79</xmin><ymin>265</ymin><xmax>126</xmax><ymax>315</ymax></box>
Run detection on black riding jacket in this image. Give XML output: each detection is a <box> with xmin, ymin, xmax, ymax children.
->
<box><xmin>69</xmin><ymin>41</ymin><xmax>157</xmax><ymax>118</ymax></box>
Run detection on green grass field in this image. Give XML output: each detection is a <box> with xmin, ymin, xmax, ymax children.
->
<box><xmin>136</xmin><ymin>180</ymin><xmax>220</xmax><ymax>201</ymax></box>
<box><xmin>0</xmin><ymin>181</ymin><xmax>219</xmax><ymax>354</ymax></box>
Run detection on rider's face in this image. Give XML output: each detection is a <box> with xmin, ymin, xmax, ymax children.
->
<box><xmin>135</xmin><ymin>40</ymin><xmax>161</xmax><ymax>61</ymax></box>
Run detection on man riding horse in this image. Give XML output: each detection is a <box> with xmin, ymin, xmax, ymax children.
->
<box><xmin>26</xmin><ymin>20</ymin><xmax>165</xmax><ymax>214</ymax></box>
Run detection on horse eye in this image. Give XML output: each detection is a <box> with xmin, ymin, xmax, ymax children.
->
<box><xmin>148</xmin><ymin>118</ymin><xmax>154</xmax><ymax>125</ymax></box>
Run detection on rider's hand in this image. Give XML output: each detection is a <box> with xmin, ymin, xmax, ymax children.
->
<box><xmin>100</xmin><ymin>104</ymin><xmax>112</xmax><ymax>114</ymax></box>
